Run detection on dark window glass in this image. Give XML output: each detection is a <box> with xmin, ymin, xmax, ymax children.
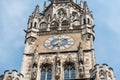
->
<box><xmin>41</xmin><ymin>71</ymin><xmax>45</xmax><ymax>80</ymax></box>
<box><xmin>47</xmin><ymin>69</ymin><xmax>52</xmax><ymax>80</ymax></box>
<box><xmin>34</xmin><ymin>22</ymin><xmax>37</xmax><ymax>28</ymax></box>
<box><xmin>64</xmin><ymin>69</ymin><xmax>69</xmax><ymax>79</ymax></box>
<box><xmin>40</xmin><ymin>22</ymin><xmax>47</xmax><ymax>29</ymax></box>
<box><xmin>71</xmin><ymin>68</ymin><xmax>76</xmax><ymax>79</ymax></box>
<box><xmin>30</xmin><ymin>22</ymin><xmax>32</xmax><ymax>28</ymax></box>
<box><xmin>41</xmin><ymin>64</ymin><xmax>52</xmax><ymax>80</ymax></box>
<box><xmin>64</xmin><ymin>62</ymin><xmax>76</xmax><ymax>80</ymax></box>
<box><xmin>84</xmin><ymin>19</ymin><xmax>86</xmax><ymax>24</ymax></box>
<box><xmin>62</xmin><ymin>20</ymin><xmax>69</xmax><ymax>26</ymax></box>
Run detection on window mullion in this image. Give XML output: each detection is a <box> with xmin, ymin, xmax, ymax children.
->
<box><xmin>69</xmin><ymin>66</ymin><xmax>71</xmax><ymax>79</ymax></box>
<box><xmin>45</xmin><ymin>68</ymin><xmax>48</xmax><ymax>80</ymax></box>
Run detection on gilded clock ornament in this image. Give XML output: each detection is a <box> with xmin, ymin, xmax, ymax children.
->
<box><xmin>44</xmin><ymin>35</ymin><xmax>74</xmax><ymax>50</ymax></box>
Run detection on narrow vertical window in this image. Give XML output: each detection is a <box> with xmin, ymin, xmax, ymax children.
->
<box><xmin>47</xmin><ymin>69</ymin><xmax>52</xmax><ymax>80</ymax></box>
<box><xmin>88</xmin><ymin>18</ymin><xmax>90</xmax><ymax>24</ymax></box>
<box><xmin>62</xmin><ymin>20</ymin><xmax>69</xmax><ymax>26</ymax></box>
<box><xmin>64</xmin><ymin>69</ymin><xmax>69</xmax><ymax>79</ymax></box>
<box><xmin>64</xmin><ymin>62</ymin><xmax>76</xmax><ymax>80</ymax></box>
<box><xmin>40</xmin><ymin>22</ymin><xmax>47</xmax><ymax>29</ymax></box>
<box><xmin>34</xmin><ymin>22</ymin><xmax>37</xmax><ymax>28</ymax></box>
<box><xmin>41</xmin><ymin>70</ymin><xmax>45</xmax><ymax>80</ymax></box>
<box><xmin>40</xmin><ymin>64</ymin><xmax>52</xmax><ymax>80</ymax></box>
<box><xmin>30</xmin><ymin>22</ymin><xmax>32</xmax><ymax>28</ymax></box>
<box><xmin>84</xmin><ymin>19</ymin><xmax>86</xmax><ymax>24</ymax></box>
<box><xmin>71</xmin><ymin>67</ymin><xmax>75</xmax><ymax>79</ymax></box>
<box><xmin>99</xmin><ymin>70</ymin><xmax>106</xmax><ymax>80</ymax></box>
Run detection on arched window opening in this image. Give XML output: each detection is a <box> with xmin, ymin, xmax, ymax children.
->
<box><xmin>99</xmin><ymin>70</ymin><xmax>106</xmax><ymax>80</ymax></box>
<box><xmin>72</xmin><ymin>12</ymin><xmax>77</xmax><ymax>16</ymax></box>
<box><xmin>72</xmin><ymin>12</ymin><xmax>78</xmax><ymax>19</ymax></box>
<box><xmin>33</xmin><ymin>63</ymin><xmax>37</xmax><ymax>68</ymax></box>
<box><xmin>88</xmin><ymin>18</ymin><xmax>90</xmax><ymax>24</ymax></box>
<box><xmin>64</xmin><ymin>62</ymin><xmax>76</xmax><ymax>80</ymax></box>
<box><xmin>7</xmin><ymin>76</ymin><xmax>12</xmax><ymax>80</ymax></box>
<box><xmin>73</xmin><ymin>20</ymin><xmax>80</xmax><ymax>27</ymax></box>
<box><xmin>62</xmin><ymin>20</ymin><xmax>69</xmax><ymax>26</ymax></box>
<box><xmin>51</xmin><ymin>21</ymin><xmax>59</xmax><ymax>30</ymax></box>
<box><xmin>108</xmin><ymin>72</ymin><xmax>112</xmax><ymax>80</ymax></box>
<box><xmin>83</xmin><ymin>19</ymin><xmax>86</xmax><ymax>24</ymax></box>
<box><xmin>34</xmin><ymin>22</ymin><xmax>37</xmax><ymax>28</ymax></box>
<box><xmin>30</xmin><ymin>22</ymin><xmax>33</xmax><ymax>28</ymax></box>
<box><xmin>40</xmin><ymin>63</ymin><xmax>52</xmax><ymax>80</ymax></box>
<box><xmin>58</xmin><ymin>8</ymin><xmax>66</xmax><ymax>18</ymax></box>
<box><xmin>15</xmin><ymin>78</ymin><xmax>19</xmax><ymax>80</ymax></box>
<box><xmin>40</xmin><ymin>22</ymin><xmax>47</xmax><ymax>29</ymax></box>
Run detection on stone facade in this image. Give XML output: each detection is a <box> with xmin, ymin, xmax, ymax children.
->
<box><xmin>0</xmin><ymin>0</ymin><xmax>115</xmax><ymax>80</ymax></box>
<box><xmin>0</xmin><ymin>70</ymin><xmax>23</xmax><ymax>80</ymax></box>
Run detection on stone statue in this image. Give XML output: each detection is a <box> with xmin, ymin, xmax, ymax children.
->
<box><xmin>55</xmin><ymin>55</ymin><xmax>61</xmax><ymax>80</ymax></box>
<box><xmin>79</xmin><ymin>63</ymin><xmax>84</xmax><ymax>78</ymax></box>
<box><xmin>31</xmin><ymin>65</ymin><xmax>37</xmax><ymax>80</ymax></box>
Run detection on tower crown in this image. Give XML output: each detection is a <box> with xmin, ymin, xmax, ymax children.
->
<box><xmin>20</xmin><ymin>1</ymin><xmax>115</xmax><ymax>80</ymax></box>
<box><xmin>49</xmin><ymin>0</ymin><xmax>76</xmax><ymax>3</ymax></box>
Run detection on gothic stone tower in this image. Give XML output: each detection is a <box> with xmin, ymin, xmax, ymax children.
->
<box><xmin>20</xmin><ymin>0</ymin><xmax>115</xmax><ymax>80</ymax></box>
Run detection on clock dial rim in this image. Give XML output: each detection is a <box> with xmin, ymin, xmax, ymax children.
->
<box><xmin>44</xmin><ymin>35</ymin><xmax>74</xmax><ymax>50</ymax></box>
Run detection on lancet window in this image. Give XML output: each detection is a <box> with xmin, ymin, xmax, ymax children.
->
<box><xmin>40</xmin><ymin>22</ymin><xmax>47</xmax><ymax>29</ymax></box>
<box><xmin>64</xmin><ymin>62</ymin><xmax>76</xmax><ymax>79</ymax></box>
<box><xmin>40</xmin><ymin>63</ymin><xmax>52</xmax><ymax>80</ymax></box>
<box><xmin>99</xmin><ymin>70</ymin><xmax>106</xmax><ymax>80</ymax></box>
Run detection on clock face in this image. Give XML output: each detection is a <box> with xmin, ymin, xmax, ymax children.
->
<box><xmin>44</xmin><ymin>35</ymin><xmax>74</xmax><ymax>50</ymax></box>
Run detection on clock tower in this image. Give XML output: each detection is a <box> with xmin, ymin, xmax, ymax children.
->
<box><xmin>20</xmin><ymin>0</ymin><xmax>115</xmax><ymax>80</ymax></box>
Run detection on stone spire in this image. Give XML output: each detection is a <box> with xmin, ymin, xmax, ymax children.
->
<box><xmin>80</xmin><ymin>0</ymin><xmax>83</xmax><ymax>9</ymax></box>
<box><xmin>34</xmin><ymin>5</ymin><xmax>40</xmax><ymax>14</ymax></box>
<box><xmin>83</xmin><ymin>1</ymin><xmax>89</xmax><ymax>13</ymax></box>
<box><xmin>43</xmin><ymin>1</ymin><xmax>46</xmax><ymax>11</ymax></box>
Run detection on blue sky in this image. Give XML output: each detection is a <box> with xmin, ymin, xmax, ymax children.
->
<box><xmin>0</xmin><ymin>0</ymin><xmax>120</xmax><ymax>79</ymax></box>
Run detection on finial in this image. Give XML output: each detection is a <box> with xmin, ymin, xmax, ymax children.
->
<box><xmin>80</xmin><ymin>0</ymin><xmax>83</xmax><ymax>9</ymax></box>
<box><xmin>43</xmin><ymin>1</ymin><xmax>46</xmax><ymax>10</ymax></box>
<box><xmin>34</xmin><ymin>5</ymin><xmax>40</xmax><ymax>14</ymax></box>
<box><xmin>83</xmin><ymin>1</ymin><xmax>89</xmax><ymax>12</ymax></box>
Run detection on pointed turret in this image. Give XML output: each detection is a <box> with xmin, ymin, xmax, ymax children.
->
<box><xmin>80</xmin><ymin>0</ymin><xmax>83</xmax><ymax>9</ymax></box>
<box><xmin>34</xmin><ymin>5</ymin><xmax>39</xmax><ymax>14</ymax></box>
<box><xmin>27</xmin><ymin>5</ymin><xmax>40</xmax><ymax>29</ymax></box>
<box><xmin>43</xmin><ymin>1</ymin><xmax>47</xmax><ymax>11</ymax></box>
<box><xmin>83</xmin><ymin>1</ymin><xmax>89</xmax><ymax>13</ymax></box>
<box><xmin>32</xmin><ymin>5</ymin><xmax>40</xmax><ymax>18</ymax></box>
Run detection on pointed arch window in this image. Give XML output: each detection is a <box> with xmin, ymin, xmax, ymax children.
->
<box><xmin>50</xmin><ymin>21</ymin><xmax>59</xmax><ymax>30</ymax></box>
<box><xmin>62</xmin><ymin>20</ymin><xmax>69</xmax><ymax>26</ymax></box>
<box><xmin>58</xmin><ymin>8</ymin><xmax>66</xmax><ymax>18</ymax></box>
<box><xmin>108</xmin><ymin>72</ymin><xmax>112</xmax><ymax>80</ymax></box>
<box><xmin>73</xmin><ymin>20</ymin><xmax>80</xmax><ymax>27</ymax></box>
<box><xmin>34</xmin><ymin>22</ymin><xmax>37</xmax><ymax>28</ymax></box>
<box><xmin>99</xmin><ymin>70</ymin><xmax>106</xmax><ymax>80</ymax></box>
<box><xmin>6</xmin><ymin>76</ymin><xmax>12</xmax><ymax>80</ymax></box>
<box><xmin>64</xmin><ymin>62</ymin><xmax>76</xmax><ymax>80</ymax></box>
<box><xmin>87</xmin><ymin>18</ymin><xmax>90</xmax><ymax>24</ymax></box>
<box><xmin>15</xmin><ymin>78</ymin><xmax>19</xmax><ymax>80</ymax></box>
<box><xmin>30</xmin><ymin>22</ymin><xmax>33</xmax><ymax>28</ymax></box>
<box><xmin>83</xmin><ymin>18</ymin><xmax>86</xmax><ymax>24</ymax></box>
<box><xmin>40</xmin><ymin>22</ymin><xmax>47</xmax><ymax>29</ymax></box>
<box><xmin>40</xmin><ymin>63</ymin><xmax>52</xmax><ymax>80</ymax></box>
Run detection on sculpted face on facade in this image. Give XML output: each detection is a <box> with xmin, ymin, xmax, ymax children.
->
<box><xmin>0</xmin><ymin>0</ymin><xmax>115</xmax><ymax>80</ymax></box>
